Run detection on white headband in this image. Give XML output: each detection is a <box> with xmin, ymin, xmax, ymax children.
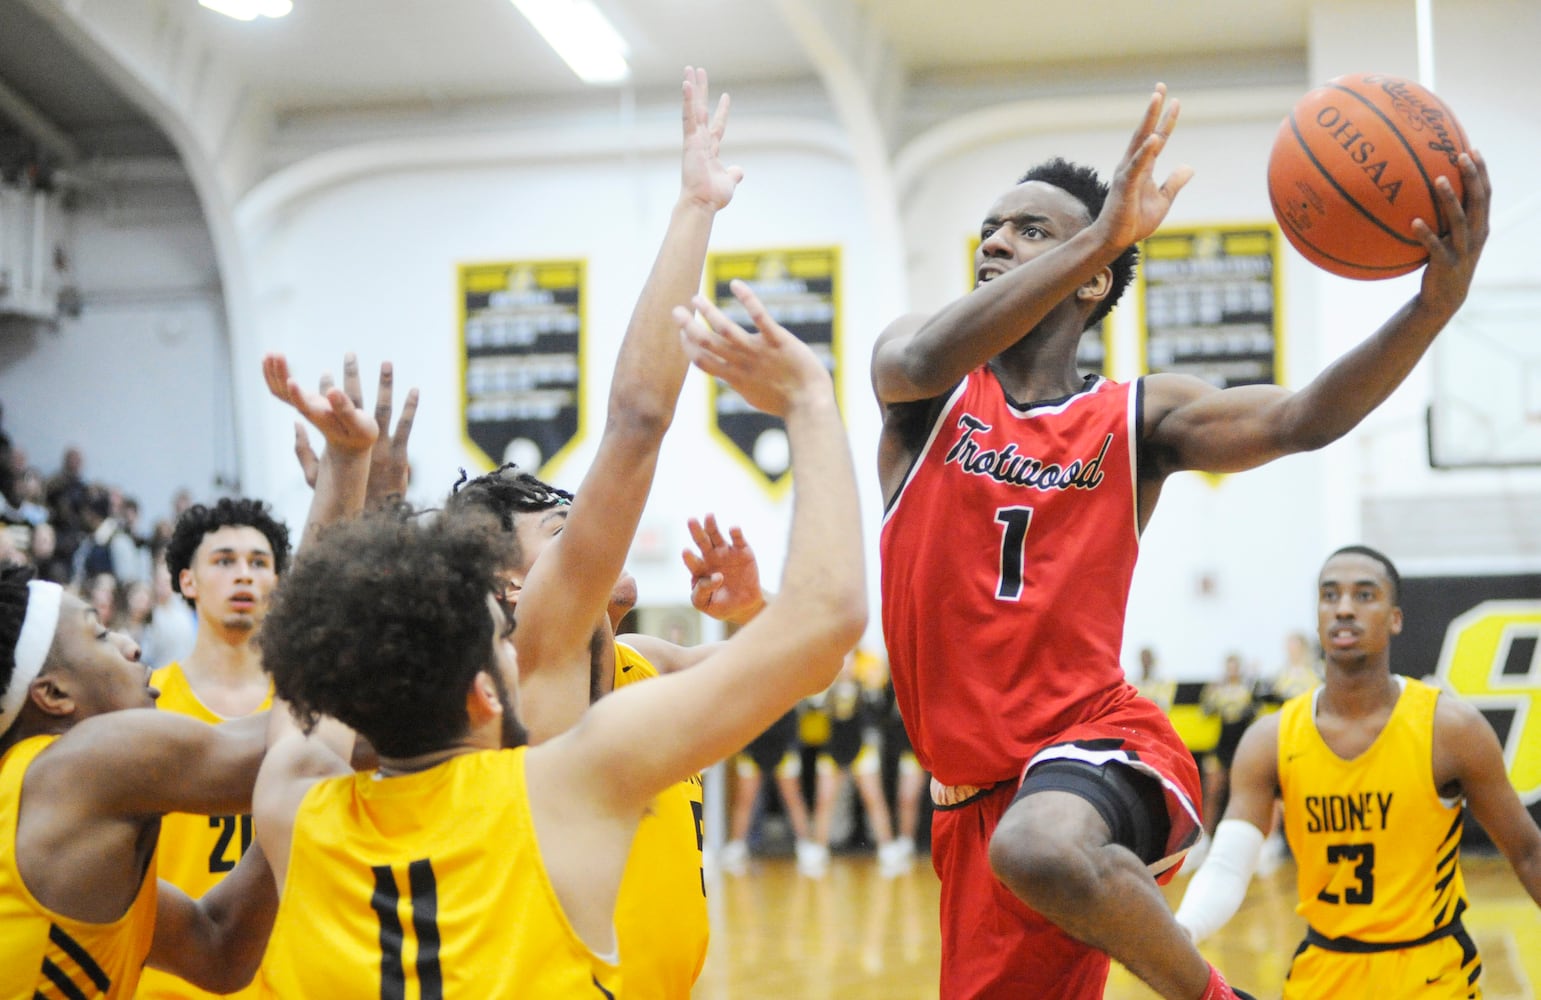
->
<box><xmin>0</xmin><ymin>580</ymin><xmax>63</xmax><ymax>734</ymax></box>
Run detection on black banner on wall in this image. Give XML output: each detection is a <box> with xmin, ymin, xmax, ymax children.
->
<box><xmin>1138</xmin><ymin>225</ymin><xmax>1281</xmax><ymax>388</ymax></box>
<box><xmin>459</xmin><ymin>259</ymin><xmax>585</xmax><ymax>477</ymax></box>
<box><xmin>705</xmin><ymin>247</ymin><xmax>840</xmax><ymax>497</ymax></box>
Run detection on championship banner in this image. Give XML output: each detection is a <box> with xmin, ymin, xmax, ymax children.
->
<box><xmin>705</xmin><ymin>247</ymin><xmax>840</xmax><ymax>496</ymax></box>
<box><xmin>1398</xmin><ymin>573</ymin><xmax>1541</xmax><ymax>838</ymax></box>
<box><xmin>968</xmin><ymin>234</ymin><xmax>1109</xmax><ymax>377</ymax></box>
<box><xmin>459</xmin><ymin>259</ymin><xmax>586</xmax><ymax>477</ymax></box>
<box><xmin>1137</xmin><ymin>224</ymin><xmax>1282</xmax><ymax>387</ymax></box>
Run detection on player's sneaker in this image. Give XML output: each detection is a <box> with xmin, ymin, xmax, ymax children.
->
<box><xmin>1256</xmin><ymin>831</ymin><xmax>1288</xmax><ymax>876</ymax></box>
<box><xmin>718</xmin><ymin>838</ymin><xmax>749</xmax><ymax>875</ymax></box>
<box><xmin>877</xmin><ymin>838</ymin><xmax>913</xmax><ymax>877</ymax></box>
<box><xmin>795</xmin><ymin>839</ymin><xmax>829</xmax><ymax>878</ymax></box>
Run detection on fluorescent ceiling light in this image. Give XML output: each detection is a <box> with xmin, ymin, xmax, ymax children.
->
<box><xmin>198</xmin><ymin>0</ymin><xmax>293</xmax><ymax>21</ymax></box>
<box><xmin>511</xmin><ymin>0</ymin><xmax>631</xmax><ymax>85</ymax></box>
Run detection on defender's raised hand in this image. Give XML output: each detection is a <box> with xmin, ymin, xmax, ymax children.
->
<box><xmin>673</xmin><ymin>279</ymin><xmax>828</xmax><ymax>418</ymax></box>
<box><xmin>683</xmin><ymin>514</ymin><xmax>766</xmax><ymax>625</ymax></box>
<box><xmin>680</xmin><ymin>66</ymin><xmax>744</xmax><ymax>212</ymax></box>
<box><xmin>364</xmin><ymin>361</ymin><xmax>419</xmax><ymax>507</ymax></box>
<box><xmin>1096</xmin><ymin>84</ymin><xmax>1194</xmax><ymax>249</ymax></box>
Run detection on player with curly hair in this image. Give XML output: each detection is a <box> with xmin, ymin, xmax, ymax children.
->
<box><xmin>136</xmin><ymin>495</ymin><xmax>290</xmax><ymax>1000</ymax></box>
<box><xmin>251</xmin><ymin>262</ymin><xmax>866</xmax><ymax>994</ymax></box>
<box><xmin>438</xmin><ymin>67</ymin><xmax>760</xmax><ymax>999</ymax></box>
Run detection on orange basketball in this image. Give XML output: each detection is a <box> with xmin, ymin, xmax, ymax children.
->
<box><xmin>1268</xmin><ymin>72</ymin><xmax>1469</xmax><ymax>280</ymax></box>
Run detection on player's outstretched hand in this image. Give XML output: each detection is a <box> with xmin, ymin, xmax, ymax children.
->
<box><xmin>683</xmin><ymin>513</ymin><xmax>765</xmax><ymax>624</ymax></box>
<box><xmin>264</xmin><ymin>353</ymin><xmax>378</xmax><ymax>459</ymax></box>
<box><xmin>363</xmin><ymin>361</ymin><xmax>419</xmax><ymax>508</ymax></box>
<box><xmin>672</xmin><ymin>279</ymin><xmax>829</xmax><ymax>418</ymax></box>
<box><xmin>681</xmin><ymin>66</ymin><xmax>744</xmax><ymax>212</ymax></box>
<box><xmin>1096</xmin><ymin>84</ymin><xmax>1194</xmax><ymax>249</ymax></box>
<box><xmin>267</xmin><ymin>355</ymin><xmax>419</xmax><ymax>505</ymax></box>
<box><xmin>1415</xmin><ymin>150</ymin><xmax>1490</xmax><ymax>320</ymax></box>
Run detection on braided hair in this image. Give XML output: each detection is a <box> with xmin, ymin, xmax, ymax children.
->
<box><xmin>444</xmin><ymin>465</ymin><xmax>571</xmax><ymax>569</ymax></box>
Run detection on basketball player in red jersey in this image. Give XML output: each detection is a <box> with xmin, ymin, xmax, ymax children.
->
<box><xmin>873</xmin><ymin>83</ymin><xmax>1490</xmax><ymax>1000</ymax></box>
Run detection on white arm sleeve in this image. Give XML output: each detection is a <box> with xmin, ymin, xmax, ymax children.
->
<box><xmin>1173</xmin><ymin>819</ymin><xmax>1266</xmax><ymax>944</ymax></box>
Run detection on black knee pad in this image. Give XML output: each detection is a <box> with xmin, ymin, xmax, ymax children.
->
<box><xmin>1012</xmin><ymin>759</ymin><xmax>1171</xmax><ymax>865</ymax></box>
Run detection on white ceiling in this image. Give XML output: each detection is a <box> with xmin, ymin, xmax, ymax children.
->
<box><xmin>192</xmin><ymin>0</ymin><xmax>817</xmax><ymax>112</ymax></box>
<box><xmin>0</xmin><ymin>0</ymin><xmax>1315</xmax><ymax>169</ymax></box>
<box><xmin>862</xmin><ymin>0</ymin><xmax>1310</xmax><ymax>73</ymax></box>
<box><xmin>186</xmin><ymin>0</ymin><xmax>1312</xmax><ymax>113</ymax></box>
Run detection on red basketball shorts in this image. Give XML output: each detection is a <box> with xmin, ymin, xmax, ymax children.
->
<box><xmin>929</xmin><ymin>697</ymin><xmax>1202</xmax><ymax>999</ymax></box>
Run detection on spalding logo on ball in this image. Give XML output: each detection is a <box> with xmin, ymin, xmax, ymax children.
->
<box><xmin>1268</xmin><ymin>72</ymin><xmax>1469</xmax><ymax>280</ymax></box>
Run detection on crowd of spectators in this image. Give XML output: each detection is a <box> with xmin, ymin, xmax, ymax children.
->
<box><xmin>0</xmin><ymin>409</ymin><xmax>197</xmax><ymax>668</ymax></box>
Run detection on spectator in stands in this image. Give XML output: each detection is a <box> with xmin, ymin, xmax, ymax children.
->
<box><xmin>798</xmin><ymin>651</ymin><xmax>910</xmax><ymax>878</ymax></box>
<box><xmin>2</xmin><ymin>467</ymin><xmax>50</xmax><ymax>526</ymax></box>
<box><xmin>0</xmin><ymin>526</ymin><xmax>23</xmax><ymax>569</ymax></box>
<box><xmin>1134</xmin><ymin>644</ymin><xmax>1176</xmax><ymax>713</ymax></box>
<box><xmin>70</xmin><ymin>485</ymin><xmax>116</xmax><ymax>584</ymax></box>
<box><xmin>1264</xmin><ymin>630</ymin><xmax>1320</xmax><ymax>704</ymax></box>
<box><xmin>85</xmin><ymin>570</ymin><xmax>125</xmax><ymax>630</ymax></box>
<box><xmin>149</xmin><ymin>517</ymin><xmax>175</xmax><ymax>556</ymax></box>
<box><xmin>1199</xmin><ymin>653</ymin><xmax>1257</xmax><ymax>836</ymax></box>
<box><xmin>27</xmin><ymin>522</ymin><xmax>70</xmax><ymax>585</ymax></box>
<box><xmin>122</xmin><ymin>578</ymin><xmax>154</xmax><ymax>649</ymax></box>
<box><xmin>1253</xmin><ymin>630</ymin><xmax>1322</xmax><ymax>873</ymax></box>
<box><xmin>111</xmin><ymin>496</ymin><xmax>151</xmax><ymax>586</ymax></box>
<box><xmin>45</xmin><ymin>445</ymin><xmax>89</xmax><ymax>555</ymax></box>
<box><xmin>140</xmin><ymin>559</ymin><xmax>197</xmax><ymax>669</ymax></box>
<box><xmin>69</xmin><ymin>485</ymin><xmax>146</xmax><ymax>586</ymax></box>
<box><xmin>0</xmin><ymin>401</ymin><xmax>15</xmax><ymax>507</ymax></box>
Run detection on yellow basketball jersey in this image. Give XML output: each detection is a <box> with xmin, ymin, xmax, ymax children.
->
<box><xmin>258</xmin><ymin>747</ymin><xmax>621</xmax><ymax>998</ymax></box>
<box><xmin>136</xmin><ymin>663</ymin><xmax>271</xmax><ymax>1000</ymax></box>
<box><xmin>0</xmin><ymin>735</ymin><xmax>159</xmax><ymax>1000</ymax></box>
<box><xmin>612</xmin><ymin>642</ymin><xmax>709</xmax><ymax>999</ymax></box>
<box><xmin>1280</xmin><ymin>677</ymin><xmax>1470</xmax><ymax>944</ymax></box>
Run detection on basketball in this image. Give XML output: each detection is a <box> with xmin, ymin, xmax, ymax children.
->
<box><xmin>1268</xmin><ymin>72</ymin><xmax>1470</xmax><ymax>280</ymax></box>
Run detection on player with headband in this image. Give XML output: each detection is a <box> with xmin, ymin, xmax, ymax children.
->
<box><xmin>0</xmin><ymin>571</ymin><xmax>273</xmax><ymax>995</ymax></box>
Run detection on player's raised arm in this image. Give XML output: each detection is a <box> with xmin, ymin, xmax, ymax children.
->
<box><xmin>541</xmin><ymin>279</ymin><xmax>866</xmax><ymax>814</ymax></box>
<box><xmin>264</xmin><ymin>352</ymin><xmax>375</xmax><ymax>539</ymax></box>
<box><xmin>513</xmin><ymin>67</ymin><xmax>742</xmax><ymax>740</ymax></box>
<box><xmin>1141</xmin><ymin>150</ymin><xmax>1490</xmax><ymax>478</ymax></box>
<box><xmin>872</xmin><ymin>85</ymin><xmax>1191</xmax><ymax>404</ymax></box>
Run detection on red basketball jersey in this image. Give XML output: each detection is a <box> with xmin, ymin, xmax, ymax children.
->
<box><xmin>880</xmin><ymin>370</ymin><xmax>1142</xmax><ymax>787</ymax></box>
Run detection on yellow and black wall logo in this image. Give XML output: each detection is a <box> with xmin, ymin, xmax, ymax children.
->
<box><xmin>1401</xmin><ymin>573</ymin><xmax>1541</xmax><ymax>831</ymax></box>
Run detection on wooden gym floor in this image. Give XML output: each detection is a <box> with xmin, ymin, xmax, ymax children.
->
<box><xmin>692</xmin><ymin>853</ymin><xmax>1540</xmax><ymax>999</ymax></box>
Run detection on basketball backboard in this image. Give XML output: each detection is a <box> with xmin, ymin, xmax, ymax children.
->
<box><xmin>1427</xmin><ymin>283</ymin><xmax>1541</xmax><ymax>468</ymax></box>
